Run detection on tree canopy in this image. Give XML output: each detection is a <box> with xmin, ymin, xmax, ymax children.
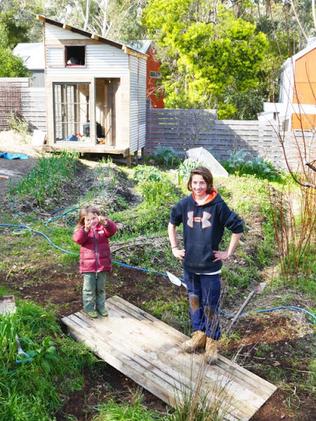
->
<box><xmin>143</xmin><ymin>0</ymin><xmax>270</xmax><ymax>118</ymax></box>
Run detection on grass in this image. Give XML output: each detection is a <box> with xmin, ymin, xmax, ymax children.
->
<box><xmin>93</xmin><ymin>392</ymin><xmax>165</xmax><ymax>421</ymax></box>
<box><xmin>143</xmin><ymin>297</ymin><xmax>190</xmax><ymax>334</ymax></box>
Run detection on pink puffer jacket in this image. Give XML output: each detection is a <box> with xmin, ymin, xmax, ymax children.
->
<box><xmin>73</xmin><ymin>220</ymin><xmax>117</xmax><ymax>273</ymax></box>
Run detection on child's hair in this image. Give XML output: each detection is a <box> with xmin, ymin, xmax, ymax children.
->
<box><xmin>187</xmin><ymin>166</ymin><xmax>214</xmax><ymax>193</ymax></box>
<box><xmin>75</xmin><ymin>205</ymin><xmax>100</xmax><ymax>231</ymax></box>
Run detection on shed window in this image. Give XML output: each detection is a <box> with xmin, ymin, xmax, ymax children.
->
<box><xmin>65</xmin><ymin>46</ymin><xmax>85</xmax><ymax>66</ymax></box>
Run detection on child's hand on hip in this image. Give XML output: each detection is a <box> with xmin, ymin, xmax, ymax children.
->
<box><xmin>172</xmin><ymin>248</ymin><xmax>185</xmax><ymax>260</ymax></box>
<box><xmin>213</xmin><ymin>250</ymin><xmax>230</xmax><ymax>261</ymax></box>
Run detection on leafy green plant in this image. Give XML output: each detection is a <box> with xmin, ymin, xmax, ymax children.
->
<box><xmin>151</xmin><ymin>146</ymin><xmax>181</xmax><ymax>168</ymax></box>
<box><xmin>138</xmin><ymin>177</ymin><xmax>179</xmax><ymax>206</ymax></box>
<box><xmin>223</xmin><ymin>150</ymin><xmax>281</xmax><ymax>181</ymax></box>
<box><xmin>0</xmin><ymin>300</ymin><xmax>95</xmax><ymax>421</ymax></box>
<box><xmin>133</xmin><ymin>165</ymin><xmax>163</xmax><ymax>183</ymax></box>
<box><xmin>177</xmin><ymin>159</ymin><xmax>200</xmax><ymax>186</ymax></box>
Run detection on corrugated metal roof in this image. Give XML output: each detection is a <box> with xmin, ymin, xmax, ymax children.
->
<box><xmin>37</xmin><ymin>15</ymin><xmax>147</xmax><ymax>58</ymax></box>
<box><xmin>13</xmin><ymin>43</ymin><xmax>45</xmax><ymax>70</ymax></box>
<box><xmin>128</xmin><ymin>40</ymin><xmax>152</xmax><ymax>54</ymax></box>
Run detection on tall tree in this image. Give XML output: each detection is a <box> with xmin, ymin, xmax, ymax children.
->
<box><xmin>143</xmin><ymin>0</ymin><xmax>269</xmax><ymax>118</ymax></box>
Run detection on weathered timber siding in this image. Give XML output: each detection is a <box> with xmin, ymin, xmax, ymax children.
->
<box><xmin>0</xmin><ymin>78</ymin><xmax>46</xmax><ymax>131</ymax></box>
<box><xmin>145</xmin><ymin>108</ymin><xmax>315</xmax><ymax>169</ymax></box>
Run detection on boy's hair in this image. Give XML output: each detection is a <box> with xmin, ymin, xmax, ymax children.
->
<box><xmin>187</xmin><ymin>166</ymin><xmax>214</xmax><ymax>193</ymax></box>
<box><xmin>75</xmin><ymin>205</ymin><xmax>100</xmax><ymax>230</ymax></box>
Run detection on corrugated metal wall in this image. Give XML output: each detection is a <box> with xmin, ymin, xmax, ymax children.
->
<box><xmin>129</xmin><ymin>55</ymin><xmax>146</xmax><ymax>153</ymax></box>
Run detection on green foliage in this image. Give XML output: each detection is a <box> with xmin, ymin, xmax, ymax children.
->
<box><xmin>8</xmin><ymin>153</ymin><xmax>79</xmax><ymax>209</ymax></box>
<box><xmin>0</xmin><ymin>46</ymin><xmax>29</xmax><ymax>77</ymax></box>
<box><xmin>150</xmin><ymin>147</ymin><xmax>182</xmax><ymax>168</ymax></box>
<box><xmin>143</xmin><ymin>0</ymin><xmax>269</xmax><ymax>118</ymax></box>
<box><xmin>177</xmin><ymin>159</ymin><xmax>199</xmax><ymax>186</ymax></box>
<box><xmin>223</xmin><ymin>151</ymin><xmax>282</xmax><ymax>181</ymax></box>
<box><xmin>138</xmin><ymin>177</ymin><xmax>179</xmax><ymax>206</ymax></box>
<box><xmin>0</xmin><ymin>1</ymin><xmax>43</xmax><ymax>47</ymax></box>
<box><xmin>0</xmin><ymin>300</ymin><xmax>95</xmax><ymax>421</ymax></box>
<box><xmin>133</xmin><ymin>165</ymin><xmax>163</xmax><ymax>183</ymax></box>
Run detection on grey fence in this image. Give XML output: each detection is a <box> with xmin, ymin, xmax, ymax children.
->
<box><xmin>0</xmin><ymin>78</ymin><xmax>46</xmax><ymax>131</ymax></box>
<box><xmin>145</xmin><ymin>108</ymin><xmax>316</xmax><ymax>170</ymax></box>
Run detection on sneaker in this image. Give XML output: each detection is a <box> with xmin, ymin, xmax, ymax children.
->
<box><xmin>85</xmin><ymin>310</ymin><xmax>98</xmax><ymax>319</ymax></box>
<box><xmin>181</xmin><ymin>330</ymin><xmax>206</xmax><ymax>353</ymax></box>
<box><xmin>97</xmin><ymin>308</ymin><xmax>108</xmax><ymax>317</ymax></box>
<box><xmin>205</xmin><ymin>337</ymin><xmax>218</xmax><ymax>364</ymax></box>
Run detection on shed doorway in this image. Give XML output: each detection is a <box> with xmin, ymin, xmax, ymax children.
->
<box><xmin>95</xmin><ymin>78</ymin><xmax>119</xmax><ymax>146</ymax></box>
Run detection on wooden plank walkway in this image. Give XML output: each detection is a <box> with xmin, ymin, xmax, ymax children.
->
<box><xmin>62</xmin><ymin>296</ymin><xmax>276</xmax><ymax>421</ymax></box>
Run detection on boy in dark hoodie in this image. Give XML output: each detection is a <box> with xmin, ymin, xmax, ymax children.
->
<box><xmin>168</xmin><ymin>166</ymin><xmax>244</xmax><ymax>363</ymax></box>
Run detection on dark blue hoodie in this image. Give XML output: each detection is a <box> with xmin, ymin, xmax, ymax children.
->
<box><xmin>170</xmin><ymin>191</ymin><xmax>244</xmax><ymax>273</ymax></box>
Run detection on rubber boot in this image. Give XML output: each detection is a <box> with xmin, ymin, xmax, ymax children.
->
<box><xmin>205</xmin><ymin>337</ymin><xmax>218</xmax><ymax>364</ymax></box>
<box><xmin>181</xmin><ymin>330</ymin><xmax>206</xmax><ymax>353</ymax></box>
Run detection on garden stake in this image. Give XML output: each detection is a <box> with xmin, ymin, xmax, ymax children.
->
<box><xmin>226</xmin><ymin>282</ymin><xmax>267</xmax><ymax>334</ymax></box>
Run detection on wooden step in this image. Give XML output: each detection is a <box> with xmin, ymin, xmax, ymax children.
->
<box><xmin>62</xmin><ymin>295</ymin><xmax>277</xmax><ymax>421</ymax></box>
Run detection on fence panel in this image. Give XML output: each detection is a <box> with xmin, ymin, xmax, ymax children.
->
<box><xmin>146</xmin><ymin>108</ymin><xmax>288</xmax><ymax>168</ymax></box>
<box><xmin>0</xmin><ymin>78</ymin><xmax>46</xmax><ymax>131</ymax></box>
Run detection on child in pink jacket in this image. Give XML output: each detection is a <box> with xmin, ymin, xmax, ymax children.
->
<box><xmin>73</xmin><ymin>205</ymin><xmax>117</xmax><ymax>318</ymax></box>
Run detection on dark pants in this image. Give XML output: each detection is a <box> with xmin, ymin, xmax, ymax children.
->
<box><xmin>184</xmin><ymin>271</ymin><xmax>221</xmax><ymax>340</ymax></box>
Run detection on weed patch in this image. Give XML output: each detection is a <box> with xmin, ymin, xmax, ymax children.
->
<box><xmin>0</xmin><ymin>300</ymin><xmax>95</xmax><ymax>420</ymax></box>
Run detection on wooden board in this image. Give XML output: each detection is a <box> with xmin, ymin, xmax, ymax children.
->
<box><xmin>62</xmin><ymin>296</ymin><xmax>277</xmax><ymax>421</ymax></box>
<box><xmin>0</xmin><ymin>295</ymin><xmax>16</xmax><ymax>315</ymax></box>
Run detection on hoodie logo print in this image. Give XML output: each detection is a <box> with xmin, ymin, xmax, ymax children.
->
<box><xmin>187</xmin><ymin>211</ymin><xmax>212</xmax><ymax>229</ymax></box>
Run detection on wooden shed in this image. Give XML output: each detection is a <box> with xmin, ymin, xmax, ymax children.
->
<box><xmin>37</xmin><ymin>15</ymin><xmax>147</xmax><ymax>157</ymax></box>
<box><xmin>262</xmin><ymin>38</ymin><xmax>316</xmax><ymax>130</ymax></box>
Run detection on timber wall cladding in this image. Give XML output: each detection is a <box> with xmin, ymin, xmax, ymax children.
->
<box><xmin>145</xmin><ymin>108</ymin><xmax>289</xmax><ymax>168</ymax></box>
<box><xmin>0</xmin><ymin>78</ymin><xmax>46</xmax><ymax>131</ymax></box>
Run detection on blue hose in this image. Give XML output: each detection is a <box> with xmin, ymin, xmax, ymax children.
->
<box><xmin>255</xmin><ymin>305</ymin><xmax>316</xmax><ymax>324</ymax></box>
<box><xmin>0</xmin><ymin>223</ymin><xmax>78</xmax><ymax>255</ymax></box>
<box><xmin>1</xmin><ymin>223</ymin><xmax>315</xmax><ymax>324</ymax></box>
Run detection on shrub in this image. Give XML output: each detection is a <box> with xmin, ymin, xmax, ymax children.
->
<box><xmin>150</xmin><ymin>146</ymin><xmax>181</xmax><ymax>168</ymax></box>
<box><xmin>223</xmin><ymin>150</ymin><xmax>281</xmax><ymax>181</ymax></box>
<box><xmin>133</xmin><ymin>165</ymin><xmax>163</xmax><ymax>183</ymax></box>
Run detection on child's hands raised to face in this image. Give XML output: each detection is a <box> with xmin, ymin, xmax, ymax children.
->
<box><xmin>84</xmin><ymin>212</ymin><xmax>99</xmax><ymax>231</ymax></box>
<box><xmin>98</xmin><ymin>215</ymin><xmax>109</xmax><ymax>226</ymax></box>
